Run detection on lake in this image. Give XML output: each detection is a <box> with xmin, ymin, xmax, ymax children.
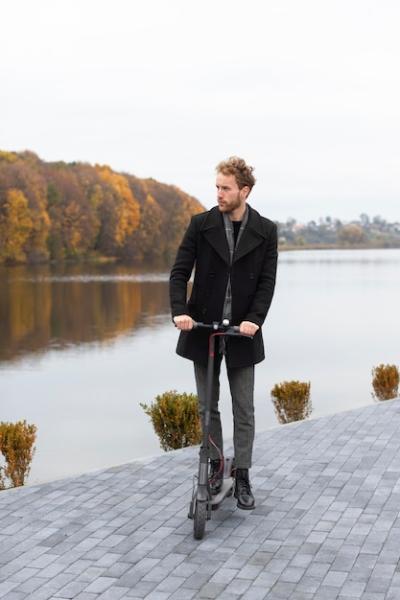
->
<box><xmin>1</xmin><ymin>249</ymin><xmax>399</xmax><ymax>485</ymax></box>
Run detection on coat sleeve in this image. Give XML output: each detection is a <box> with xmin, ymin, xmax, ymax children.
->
<box><xmin>169</xmin><ymin>216</ymin><xmax>197</xmax><ymax>318</ymax></box>
<box><xmin>245</xmin><ymin>223</ymin><xmax>278</xmax><ymax>327</ymax></box>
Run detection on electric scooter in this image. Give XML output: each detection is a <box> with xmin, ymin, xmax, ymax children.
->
<box><xmin>187</xmin><ymin>319</ymin><xmax>252</xmax><ymax>540</ymax></box>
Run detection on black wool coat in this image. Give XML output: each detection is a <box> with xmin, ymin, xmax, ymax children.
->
<box><xmin>169</xmin><ymin>204</ymin><xmax>278</xmax><ymax>368</ymax></box>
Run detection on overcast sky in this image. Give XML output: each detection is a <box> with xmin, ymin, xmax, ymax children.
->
<box><xmin>2</xmin><ymin>0</ymin><xmax>399</xmax><ymax>222</ymax></box>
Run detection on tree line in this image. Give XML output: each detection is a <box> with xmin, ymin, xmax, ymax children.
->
<box><xmin>0</xmin><ymin>150</ymin><xmax>204</xmax><ymax>264</ymax></box>
<box><xmin>278</xmin><ymin>214</ymin><xmax>400</xmax><ymax>249</ymax></box>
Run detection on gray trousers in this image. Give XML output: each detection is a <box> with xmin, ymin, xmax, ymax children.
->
<box><xmin>194</xmin><ymin>356</ymin><xmax>255</xmax><ymax>469</ymax></box>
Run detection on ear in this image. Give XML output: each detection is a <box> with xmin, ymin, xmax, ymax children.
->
<box><xmin>241</xmin><ymin>186</ymin><xmax>250</xmax><ymax>200</ymax></box>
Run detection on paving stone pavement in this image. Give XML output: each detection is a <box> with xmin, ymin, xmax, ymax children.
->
<box><xmin>2</xmin><ymin>400</ymin><xmax>400</xmax><ymax>599</ymax></box>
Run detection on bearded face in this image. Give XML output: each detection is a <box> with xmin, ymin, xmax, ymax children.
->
<box><xmin>216</xmin><ymin>173</ymin><xmax>248</xmax><ymax>217</ymax></box>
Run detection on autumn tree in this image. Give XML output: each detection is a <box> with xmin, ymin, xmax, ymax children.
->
<box><xmin>46</xmin><ymin>165</ymin><xmax>98</xmax><ymax>258</ymax></box>
<box><xmin>96</xmin><ymin>166</ymin><xmax>140</xmax><ymax>256</ymax></box>
<box><xmin>337</xmin><ymin>224</ymin><xmax>365</xmax><ymax>245</ymax></box>
<box><xmin>140</xmin><ymin>178</ymin><xmax>203</xmax><ymax>263</ymax></box>
<box><xmin>121</xmin><ymin>193</ymin><xmax>163</xmax><ymax>261</ymax></box>
<box><xmin>0</xmin><ymin>189</ymin><xmax>33</xmax><ymax>263</ymax></box>
<box><xmin>0</xmin><ymin>152</ymin><xmax>50</xmax><ymax>262</ymax></box>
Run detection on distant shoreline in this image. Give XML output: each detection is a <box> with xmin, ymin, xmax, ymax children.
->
<box><xmin>1</xmin><ymin>244</ymin><xmax>400</xmax><ymax>268</ymax></box>
<box><xmin>279</xmin><ymin>243</ymin><xmax>400</xmax><ymax>252</ymax></box>
<box><xmin>0</xmin><ymin>244</ymin><xmax>400</xmax><ymax>271</ymax></box>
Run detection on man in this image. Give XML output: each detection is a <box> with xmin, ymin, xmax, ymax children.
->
<box><xmin>169</xmin><ymin>156</ymin><xmax>278</xmax><ymax>510</ymax></box>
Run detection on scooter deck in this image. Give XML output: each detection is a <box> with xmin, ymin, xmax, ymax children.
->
<box><xmin>210</xmin><ymin>477</ymin><xmax>234</xmax><ymax>510</ymax></box>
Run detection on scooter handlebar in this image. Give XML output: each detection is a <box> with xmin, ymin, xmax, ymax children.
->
<box><xmin>193</xmin><ymin>321</ymin><xmax>253</xmax><ymax>339</ymax></box>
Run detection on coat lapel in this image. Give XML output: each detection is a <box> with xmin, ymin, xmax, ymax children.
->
<box><xmin>200</xmin><ymin>204</ymin><xmax>266</xmax><ymax>265</ymax></box>
<box><xmin>201</xmin><ymin>207</ymin><xmax>230</xmax><ymax>264</ymax></box>
<box><xmin>233</xmin><ymin>205</ymin><xmax>266</xmax><ymax>263</ymax></box>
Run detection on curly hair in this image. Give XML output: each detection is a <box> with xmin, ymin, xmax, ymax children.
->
<box><xmin>216</xmin><ymin>156</ymin><xmax>256</xmax><ymax>191</ymax></box>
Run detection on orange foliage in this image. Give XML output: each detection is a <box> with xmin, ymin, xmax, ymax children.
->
<box><xmin>0</xmin><ymin>189</ymin><xmax>33</xmax><ymax>262</ymax></box>
<box><xmin>0</xmin><ymin>420</ymin><xmax>37</xmax><ymax>487</ymax></box>
<box><xmin>96</xmin><ymin>166</ymin><xmax>140</xmax><ymax>250</ymax></box>
<box><xmin>0</xmin><ymin>150</ymin><xmax>204</xmax><ymax>264</ymax></box>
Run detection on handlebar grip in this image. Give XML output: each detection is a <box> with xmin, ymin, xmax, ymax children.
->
<box><xmin>193</xmin><ymin>321</ymin><xmax>215</xmax><ymax>330</ymax></box>
<box><xmin>232</xmin><ymin>330</ymin><xmax>254</xmax><ymax>339</ymax></box>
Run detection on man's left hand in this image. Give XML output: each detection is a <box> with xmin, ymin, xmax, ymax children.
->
<box><xmin>239</xmin><ymin>321</ymin><xmax>260</xmax><ymax>336</ymax></box>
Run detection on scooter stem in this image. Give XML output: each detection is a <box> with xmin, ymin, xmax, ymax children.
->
<box><xmin>203</xmin><ymin>333</ymin><xmax>216</xmax><ymax>445</ymax></box>
<box><xmin>197</xmin><ymin>333</ymin><xmax>216</xmax><ymax>493</ymax></box>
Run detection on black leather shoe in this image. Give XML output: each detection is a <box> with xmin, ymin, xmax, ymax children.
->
<box><xmin>234</xmin><ymin>468</ymin><xmax>255</xmax><ymax>510</ymax></box>
<box><xmin>209</xmin><ymin>459</ymin><xmax>223</xmax><ymax>495</ymax></box>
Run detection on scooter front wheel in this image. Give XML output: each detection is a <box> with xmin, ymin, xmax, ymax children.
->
<box><xmin>193</xmin><ymin>500</ymin><xmax>207</xmax><ymax>540</ymax></box>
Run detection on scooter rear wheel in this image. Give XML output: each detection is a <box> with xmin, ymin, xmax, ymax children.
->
<box><xmin>193</xmin><ymin>500</ymin><xmax>207</xmax><ymax>540</ymax></box>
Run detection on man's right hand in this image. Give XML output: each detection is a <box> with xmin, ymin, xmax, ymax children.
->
<box><xmin>173</xmin><ymin>315</ymin><xmax>194</xmax><ymax>331</ymax></box>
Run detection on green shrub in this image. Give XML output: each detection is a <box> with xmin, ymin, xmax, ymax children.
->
<box><xmin>271</xmin><ymin>380</ymin><xmax>312</xmax><ymax>424</ymax></box>
<box><xmin>141</xmin><ymin>390</ymin><xmax>202</xmax><ymax>451</ymax></box>
<box><xmin>372</xmin><ymin>364</ymin><xmax>399</xmax><ymax>401</ymax></box>
<box><xmin>0</xmin><ymin>420</ymin><xmax>37</xmax><ymax>488</ymax></box>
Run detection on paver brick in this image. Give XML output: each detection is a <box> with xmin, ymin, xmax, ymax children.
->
<box><xmin>168</xmin><ymin>589</ymin><xmax>197</xmax><ymax>600</ymax></box>
<box><xmin>154</xmin><ymin>575</ymin><xmax>186</xmax><ymax>593</ymax></box>
<box><xmin>0</xmin><ymin>582</ymin><xmax>19</xmax><ymax>598</ymax></box>
<box><xmin>241</xmin><ymin>585</ymin><xmax>270</xmax><ymax>599</ymax></box>
<box><xmin>13</xmin><ymin>578</ymin><xmax>47</xmax><ymax>594</ymax></box>
<box><xmin>83</xmin><ymin>577</ymin><xmax>118</xmax><ymax>594</ymax></box>
<box><xmin>53</xmin><ymin>580</ymin><xmax>88</xmax><ymax>598</ymax></box>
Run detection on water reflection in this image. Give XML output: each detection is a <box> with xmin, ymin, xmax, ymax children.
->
<box><xmin>0</xmin><ymin>264</ymin><xmax>171</xmax><ymax>364</ymax></box>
